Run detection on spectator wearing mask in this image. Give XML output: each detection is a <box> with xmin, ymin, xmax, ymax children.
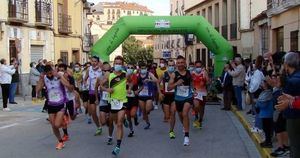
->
<box><xmin>276</xmin><ymin>52</ymin><xmax>300</xmax><ymax>158</ymax></box>
<box><xmin>228</xmin><ymin>57</ymin><xmax>246</xmax><ymax>110</ymax></box>
<box><xmin>0</xmin><ymin>58</ymin><xmax>16</xmax><ymax>111</ymax></box>
<box><xmin>9</xmin><ymin>58</ymin><xmax>19</xmax><ymax>104</ymax></box>
<box><xmin>29</xmin><ymin>62</ymin><xmax>40</xmax><ymax>102</ymax></box>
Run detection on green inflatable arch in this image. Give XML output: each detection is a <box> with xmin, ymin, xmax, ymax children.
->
<box><xmin>91</xmin><ymin>16</ymin><xmax>233</xmax><ymax>76</ymax></box>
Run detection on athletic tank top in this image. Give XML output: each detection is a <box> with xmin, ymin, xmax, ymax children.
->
<box><xmin>163</xmin><ymin>71</ymin><xmax>174</xmax><ymax>94</ymax></box>
<box><xmin>88</xmin><ymin>66</ymin><xmax>102</xmax><ymax>94</ymax></box>
<box><xmin>44</xmin><ymin>76</ymin><xmax>66</xmax><ymax>106</ymax></box>
<box><xmin>174</xmin><ymin>70</ymin><xmax>193</xmax><ymax>101</ymax></box>
<box><xmin>81</xmin><ymin>70</ymin><xmax>89</xmax><ymax>91</ymax></box>
<box><xmin>109</xmin><ymin>72</ymin><xmax>127</xmax><ymax>103</ymax></box>
<box><xmin>100</xmin><ymin>72</ymin><xmax>109</xmax><ymax>102</ymax></box>
<box><xmin>138</xmin><ymin>72</ymin><xmax>154</xmax><ymax>97</ymax></box>
<box><xmin>192</xmin><ymin>71</ymin><xmax>207</xmax><ymax>94</ymax></box>
<box><xmin>126</xmin><ymin>74</ymin><xmax>138</xmax><ymax>97</ymax></box>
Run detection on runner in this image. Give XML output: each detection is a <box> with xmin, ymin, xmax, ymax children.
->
<box><xmin>156</xmin><ymin>58</ymin><xmax>168</xmax><ymax>121</ymax></box>
<box><xmin>168</xmin><ymin>55</ymin><xmax>193</xmax><ymax>146</ymax></box>
<box><xmin>160</xmin><ymin>60</ymin><xmax>176</xmax><ymax>139</ymax></box>
<box><xmin>81</xmin><ymin>62</ymin><xmax>92</xmax><ymax>124</ymax></box>
<box><xmin>73</xmin><ymin>63</ymin><xmax>83</xmax><ymax>114</ymax></box>
<box><xmin>100</xmin><ymin>56</ymin><xmax>128</xmax><ymax>156</ymax></box>
<box><xmin>84</xmin><ymin>56</ymin><xmax>102</xmax><ymax>135</ymax></box>
<box><xmin>136</xmin><ymin>62</ymin><xmax>158</xmax><ymax>130</ymax></box>
<box><xmin>192</xmin><ymin>61</ymin><xmax>209</xmax><ymax>129</ymax></box>
<box><xmin>36</xmin><ymin>65</ymin><xmax>72</xmax><ymax>150</ymax></box>
<box><xmin>125</xmin><ymin>63</ymin><xmax>139</xmax><ymax>137</ymax></box>
<box><xmin>58</xmin><ymin>64</ymin><xmax>77</xmax><ymax>142</ymax></box>
<box><xmin>95</xmin><ymin>62</ymin><xmax>114</xmax><ymax>145</ymax></box>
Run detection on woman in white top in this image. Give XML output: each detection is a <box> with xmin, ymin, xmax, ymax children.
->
<box><xmin>0</xmin><ymin>58</ymin><xmax>16</xmax><ymax>111</ymax></box>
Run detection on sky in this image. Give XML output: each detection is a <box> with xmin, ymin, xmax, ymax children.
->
<box><xmin>88</xmin><ymin>0</ymin><xmax>170</xmax><ymax>15</ymax></box>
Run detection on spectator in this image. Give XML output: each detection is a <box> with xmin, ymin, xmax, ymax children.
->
<box><xmin>276</xmin><ymin>52</ymin><xmax>300</xmax><ymax>158</ymax></box>
<box><xmin>36</xmin><ymin>59</ymin><xmax>45</xmax><ymax>73</ymax></box>
<box><xmin>228</xmin><ymin>57</ymin><xmax>246</xmax><ymax>110</ymax></box>
<box><xmin>0</xmin><ymin>58</ymin><xmax>16</xmax><ymax>111</ymax></box>
<box><xmin>29</xmin><ymin>62</ymin><xmax>40</xmax><ymax>102</ymax></box>
<box><xmin>9</xmin><ymin>58</ymin><xmax>19</xmax><ymax>104</ymax></box>
<box><xmin>220</xmin><ymin>63</ymin><xmax>233</xmax><ymax>111</ymax></box>
<box><xmin>57</xmin><ymin>58</ymin><xmax>63</xmax><ymax>65</ymax></box>
<box><xmin>256</xmin><ymin>80</ymin><xmax>274</xmax><ymax>148</ymax></box>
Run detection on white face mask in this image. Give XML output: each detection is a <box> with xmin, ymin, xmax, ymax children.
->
<box><xmin>74</xmin><ymin>67</ymin><xmax>80</xmax><ymax>72</ymax></box>
<box><xmin>160</xmin><ymin>63</ymin><xmax>165</xmax><ymax>68</ymax></box>
<box><xmin>58</xmin><ymin>71</ymin><xmax>64</xmax><ymax>77</ymax></box>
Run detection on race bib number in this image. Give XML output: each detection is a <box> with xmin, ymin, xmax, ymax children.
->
<box><xmin>127</xmin><ymin>90</ymin><xmax>135</xmax><ymax>97</ymax></box>
<box><xmin>102</xmin><ymin>91</ymin><xmax>109</xmax><ymax>101</ymax></box>
<box><xmin>176</xmin><ymin>86</ymin><xmax>189</xmax><ymax>97</ymax></box>
<box><xmin>49</xmin><ymin>89</ymin><xmax>62</xmax><ymax>102</ymax></box>
<box><xmin>139</xmin><ymin>86</ymin><xmax>149</xmax><ymax>96</ymax></box>
<box><xmin>165</xmin><ymin>82</ymin><xmax>174</xmax><ymax>93</ymax></box>
<box><xmin>110</xmin><ymin>99</ymin><xmax>123</xmax><ymax>110</ymax></box>
<box><xmin>194</xmin><ymin>91</ymin><xmax>206</xmax><ymax>101</ymax></box>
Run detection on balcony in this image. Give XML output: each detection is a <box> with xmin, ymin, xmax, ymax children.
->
<box><xmin>35</xmin><ymin>0</ymin><xmax>52</xmax><ymax>27</ymax></box>
<box><xmin>8</xmin><ymin>0</ymin><xmax>28</xmax><ymax>23</ymax></box>
<box><xmin>83</xmin><ymin>33</ymin><xmax>93</xmax><ymax>52</ymax></box>
<box><xmin>58</xmin><ymin>14</ymin><xmax>72</xmax><ymax>34</ymax></box>
<box><xmin>267</xmin><ymin>0</ymin><xmax>300</xmax><ymax>16</ymax></box>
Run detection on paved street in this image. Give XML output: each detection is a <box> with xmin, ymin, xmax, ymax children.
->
<box><xmin>0</xmin><ymin>98</ymin><xmax>260</xmax><ymax>158</ymax></box>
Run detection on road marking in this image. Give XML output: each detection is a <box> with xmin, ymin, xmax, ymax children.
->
<box><xmin>25</xmin><ymin>118</ymin><xmax>41</xmax><ymax>122</ymax></box>
<box><xmin>0</xmin><ymin>123</ymin><xmax>19</xmax><ymax>130</ymax></box>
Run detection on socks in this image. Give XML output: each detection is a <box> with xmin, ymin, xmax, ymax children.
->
<box><xmin>117</xmin><ymin>139</ymin><xmax>122</xmax><ymax>148</ymax></box>
<box><xmin>63</xmin><ymin>128</ymin><xmax>68</xmax><ymax>136</ymax></box>
<box><xmin>184</xmin><ymin>132</ymin><xmax>189</xmax><ymax>137</ymax></box>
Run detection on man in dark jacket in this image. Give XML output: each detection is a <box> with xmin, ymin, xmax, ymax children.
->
<box><xmin>278</xmin><ymin>52</ymin><xmax>300</xmax><ymax>158</ymax></box>
<box><xmin>9</xmin><ymin>58</ymin><xmax>19</xmax><ymax>104</ymax></box>
<box><xmin>220</xmin><ymin>63</ymin><xmax>233</xmax><ymax>111</ymax></box>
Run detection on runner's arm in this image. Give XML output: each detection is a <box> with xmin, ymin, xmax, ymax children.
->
<box><xmin>60</xmin><ymin>76</ymin><xmax>73</xmax><ymax>91</ymax></box>
<box><xmin>95</xmin><ymin>77</ymin><xmax>100</xmax><ymax>101</ymax></box>
<box><xmin>100</xmin><ymin>72</ymin><xmax>110</xmax><ymax>92</ymax></box>
<box><xmin>36</xmin><ymin>77</ymin><xmax>45</xmax><ymax>95</ymax></box>
<box><xmin>168</xmin><ymin>73</ymin><xmax>176</xmax><ymax>91</ymax></box>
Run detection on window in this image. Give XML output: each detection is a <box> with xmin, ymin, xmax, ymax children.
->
<box><xmin>222</xmin><ymin>0</ymin><xmax>228</xmax><ymax>39</ymax></box>
<box><xmin>208</xmin><ymin>6</ymin><xmax>212</xmax><ymax>24</ymax></box>
<box><xmin>196</xmin><ymin>49</ymin><xmax>201</xmax><ymax>61</ymax></box>
<box><xmin>60</xmin><ymin>51</ymin><xmax>68</xmax><ymax>64</ymax></box>
<box><xmin>290</xmin><ymin>30</ymin><xmax>299</xmax><ymax>51</ymax></box>
<box><xmin>197</xmin><ymin>11</ymin><xmax>200</xmax><ymax>15</ymax></box>
<box><xmin>230</xmin><ymin>0</ymin><xmax>237</xmax><ymax>39</ymax></box>
<box><xmin>260</xmin><ymin>24</ymin><xmax>269</xmax><ymax>54</ymax></box>
<box><xmin>201</xmin><ymin>48</ymin><xmax>207</xmax><ymax>66</ymax></box>
<box><xmin>276</xmin><ymin>27</ymin><xmax>284</xmax><ymax>51</ymax></box>
<box><xmin>215</xmin><ymin>3</ymin><xmax>220</xmax><ymax>31</ymax></box>
<box><xmin>202</xmin><ymin>8</ymin><xmax>206</xmax><ymax>18</ymax></box>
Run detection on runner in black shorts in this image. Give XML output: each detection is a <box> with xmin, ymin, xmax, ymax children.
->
<box><xmin>168</xmin><ymin>55</ymin><xmax>193</xmax><ymax>146</ymax></box>
<box><xmin>81</xmin><ymin>62</ymin><xmax>91</xmax><ymax>123</ymax></box>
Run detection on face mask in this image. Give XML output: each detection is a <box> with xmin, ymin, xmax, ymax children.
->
<box><xmin>141</xmin><ymin>69</ymin><xmax>147</xmax><ymax>74</ymax></box>
<box><xmin>195</xmin><ymin>68</ymin><xmax>202</xmax><ymax>73</ymax></box>
<box><xmin>189</xmin><ymin>67</ymin><xmax>194</xmax><ymax>71</ymax></box>
<box><xmin>168</xmin><ymin>66</ymin><xmax>175</xmax><ymax>73</ymax></box>
<box><xmin>58</xmin><ymin>71</ymin><xmax>64</xmax><ymax>77</ymax></box>
<box><xmin>127</xmin><ymin>69</ymin><xmax>134</xmax><ymax>75</ymax></box>
<box><xmin>74</xmin><ymin>67</ymin><xmax>80</xmax><ymax>72</ymax></box>
<box><xmin>160</xmin><ymin>63</ymin><xmax>165</xmax><ymax>68</ymax></box>
<box><xmin>114</xmin><ymin>64</ymin><xmax>123</xmax><ymax>72</ymax></box>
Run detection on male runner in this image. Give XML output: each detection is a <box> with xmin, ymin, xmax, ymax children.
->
<box><xmin>84</xmin><ymin>56</ymin><xmax>102</xmax><ymax>135</ymax></box>
<box><xmin>36</xmin><ymin>65</ymin><xmax>72</xmax><ymax>150</ymax></box>
<box><xmin>168</xmin><ymin>55</ymin><xmax>193</xmax><ymax>146</ymax></box>
<box><xmin>81</xmin><ymin>62</ymin><xmax>91</xmax><ymax>123</ymax></box>
<box><xmin>192</xmin><ymin>61</ymin><xmax>209</xmax><ymax>129</ymax></box>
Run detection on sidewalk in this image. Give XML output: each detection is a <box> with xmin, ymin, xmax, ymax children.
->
<box><xmin>0</xmin><ymin>96</ymin><xmax>46</xmax><ymax>128</ymax></box>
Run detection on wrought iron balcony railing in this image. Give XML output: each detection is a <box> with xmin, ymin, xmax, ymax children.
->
<box><xmin>8</xmin><ymin>0</ymin><xmax>28</xmax><ymax>23</ymax></box>
<box><xmin>35</xmin><ymin>0</ymin><xmax>52</xmax><ymax>26</ymax></box>
<box><xmin>58</xmin><ymin>13</ymin><xmax>72</xmax><ymax>34</ymax></box>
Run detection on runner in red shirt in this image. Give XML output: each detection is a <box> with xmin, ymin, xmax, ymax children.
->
<box><xmin>192</xmin><ymin>61</ymin><xmax>209</xmax><ymax>129</ymax></box>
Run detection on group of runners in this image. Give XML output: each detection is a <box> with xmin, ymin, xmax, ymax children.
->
<box><xmin>36</xmin><ymin>55</ymin><xmax>209</xmax><ymax>156</ymax></box>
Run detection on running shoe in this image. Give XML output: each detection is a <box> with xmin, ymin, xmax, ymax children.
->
<box><xmin>56</xmin><ymin>142</ymin><xmax>65</xmax><ymax>150</ymax></box>
<box><xmin>107</xmin><ymin>137</ymin><xmax>113</xmax><ymax>145</ymax></box>
<box><xmin>128</xmin><ymin>131</ymin><xmax>134</xmax><ymax>137</ymax></box>
<box><xmin>144</xmin><ymin>122</ymin><xmax>151</xmax><ymax>130</ymax></box>
<box><xmin>62</xmin><ymin>135</ymin><xmax>69</xmax><ymax>142</ymax></box>
<box><xmin>94</xmin><ymin>127</ymin><xmax>102</xmax><ymax>136</ymax></box>
<box><xmin>260</xmin><ymin>141</ymin><xmax>273</xmax><ymax>148</ymax></box>
<box><xmin>271</xmin><ymin>147</ymin><xmax>288</xmax><ymax>157</ymax></box>
<box><xmin>169</xmin><ymin>131</ymin><xmax>176</xmax><ymax>139</ymax></box>
<box><xmin>183</xmin><ymin>137</ymin><xmax>190</xmax><ymax>146</ymax></box>
<box><xmin>112</xmin><ymin>146</ymin><xmax>120</xmax><ymax>156</ymax></box>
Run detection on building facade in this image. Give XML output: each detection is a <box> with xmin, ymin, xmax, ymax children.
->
<box><xmin>267</xmin><ymin>0</ymin><xmax>300</xmax><ymax>53</ymax></box>
<box><xmin>88</xmin><ymin>2</ymin><xmax>153</xmax><ymax>62</ymax></box>
<box><xmin>183</xmin><ymin>0</ymin><xmax>267</xmax><ymax>67</ymax></box>
<box><xmin>0</xmin><ymin>0</ymin><xmax>54</xmax><ymax>96</ymax></box>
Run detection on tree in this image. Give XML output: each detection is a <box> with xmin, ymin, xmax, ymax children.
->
<box><xmin>122</xmin><ymin>36</ymin><xmax>153</xmax><ymax>64</ymax></box>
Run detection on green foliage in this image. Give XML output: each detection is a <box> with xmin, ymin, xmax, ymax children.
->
<box><xmin>122</xmin><ymin>36</ymin><xmax>153</xmax><ymax>64</ymax></box>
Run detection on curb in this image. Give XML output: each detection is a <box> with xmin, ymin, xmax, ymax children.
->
<box><xmin>231</xmin><ymin>105</ymin><xmax>273</xmax><ymax>158</ymax></box>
